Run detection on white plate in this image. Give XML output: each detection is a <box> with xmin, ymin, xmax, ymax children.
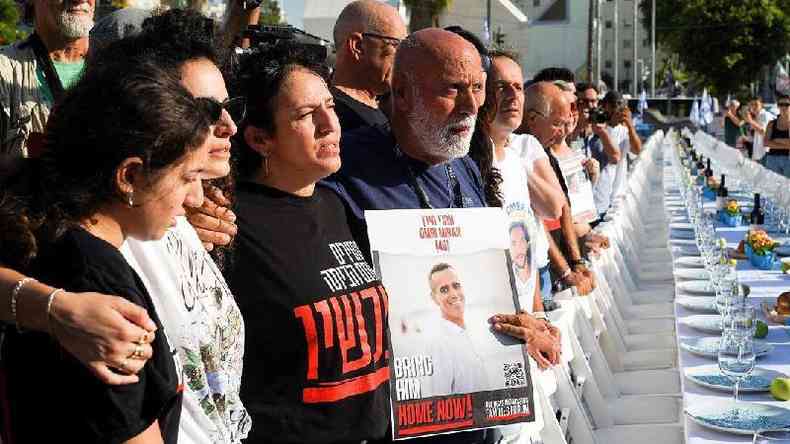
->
<box><xmin>680</xmin><ymin>314</ymin><xmax>723</xmax><ymax>333</ymax></box>
<box><xmin>674</xmin><ymin>268</ymin><xmax>710</xmax><ymax>281</ymax></box>
<box><xmin>680</xmin><ymin>337</ymin><xmax>773</xmax><ymax>359</ymax></box>
<box><xmin>670</xmin><ymin>230</ymin><xmax>696</xmax><ymax>240</ymax></box>
<box><xmin>670</xmin><ymin>222</ymin><xmax>695</xmax><ymax>231</ymax></box>
<box><xmin>673</xmin><ymin>245</ymin><xmax>701</xmax><ymax>256</ymax></box>
<box><xmin>686</xmin><ymin>401</ymin><xmax>790</xmax><ymax>435</ymax></box>
<box><xmin>677</xmin><ymin>280</ymin><xmax>715</xmax><ymax>295</ymax></box>
<box><xmin>675</xmin><ymin>256</ymin><xmax>705</xmax><ymax>268</ymax></box>
<box><xmin>684</xmin><ymin>366</ymin><xmax>785</xmax><ymax>392</ymax></box>
<box><xmin>676</xmin><ymin>297</ymin><xmax>718</xmax><ymax>313</ymax></box>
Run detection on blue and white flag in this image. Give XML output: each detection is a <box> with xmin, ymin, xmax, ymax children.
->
<box><xmin>700</xmin><ymin>88</ymin><xmax>713</xmax><ymax>126</ymax></box>
<box><xmin>690</xmin><ymin>99</ymin><xmax>701</xmax><ymax>127</ymax></box>
<box><xmin>638</xmin><ymin>90</ymin><xmax>648</xmax><ymax>116</ymax></box>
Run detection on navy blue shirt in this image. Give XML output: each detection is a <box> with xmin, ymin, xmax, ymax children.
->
<box><xmin>321</xmin><ymin>125</ymin><xmax>486</xmax><ymax>257</ymax></box>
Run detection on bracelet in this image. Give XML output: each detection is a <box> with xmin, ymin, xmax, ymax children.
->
<box><xmin>11</xmin><ymin>277</ymin><xmax>36</xmax><ymax>331</ymax></box>
<box><xmin>46</xmin><ymin>288</ymin><xmax>65</xmax><ymax>334</ymax></box>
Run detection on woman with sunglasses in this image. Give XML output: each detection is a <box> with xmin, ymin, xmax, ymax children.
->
<box><xmin>111</xmin><ymin>9</ymin><xmax>252</xmax><ymax>444</ymax></box>
<box><xmin>764</xmin><ymin>94</ymin><xmax>790</xmax><ymax>176</ymax></box>
<box><xmin>226</xmin><ymin>46</ymin><xmax>390</xmax><ymax>443</ymax></box>
<box><xmin>0</xmin><ymin>24</ymin><xmax>226</xmax><ymax>441</ymax></box>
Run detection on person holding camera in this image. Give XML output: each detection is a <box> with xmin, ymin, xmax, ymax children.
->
<box><xmin>577</xmin><ymin>84</ymin><xmax>624</xmax><ymax>221</ymax></box>
<box><xmin>591</xmin><ymin>90</ymin><xmax>642</xmax><ymax>219</ymax></box>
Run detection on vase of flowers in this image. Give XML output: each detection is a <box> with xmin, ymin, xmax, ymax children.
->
<box><xmin>748</xmin><ymin>230</ymin><xmax>778</xmax><ymax>270</ymax></box>
<box><xmin>719</xmin><ymin>200</ymin><xmax>742</xmax><ymax>227</ymax></box>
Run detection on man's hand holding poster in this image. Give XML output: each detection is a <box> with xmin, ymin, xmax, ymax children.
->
<box><xmin>365</xmin><ymin>208</ymin><xmax>536</xmax><ymax>439</ymax></box>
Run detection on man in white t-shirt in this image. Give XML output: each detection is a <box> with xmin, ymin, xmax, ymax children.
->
<box><xmin>745</xmin><ymin>97</ymin><xmax>772</xmax><ymax>160</ymax></box>
<box><xmin>600</xmin><ymin>91</ymin><xmax>642</xmax><ymax>211</ymax></box>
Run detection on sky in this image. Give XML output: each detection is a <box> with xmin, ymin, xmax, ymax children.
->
<box><xmin>282</xmin><ymin>0</ymin><xmax>305</xmax><ymax>28</ymax></box>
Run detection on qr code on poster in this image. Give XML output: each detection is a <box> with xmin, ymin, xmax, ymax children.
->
<box><xmin>503</xmin><ymin>362</ymin><xmax>526</xmax><ymax>387</ymax></box>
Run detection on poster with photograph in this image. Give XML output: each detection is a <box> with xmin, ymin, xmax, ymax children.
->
<box><xmin>365</xmin><ymin>208</ymin><xmax>535</xmax><ymax>440</ymax></box>
<box><xmin>557</xmin><ymin>152</ymin><xmax>598</xmax><ymax>223</ymax></box>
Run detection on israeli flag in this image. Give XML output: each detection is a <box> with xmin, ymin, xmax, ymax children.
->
<box><xmin>690</xmin><ymin>99</ymin><xmax>701</xmax><ymax>127</ymax></box>
<box><xmin>700</xmin><ymin>88</ymin><xmax>713</xmax><ymax>126</ymax></box>
<box><xmin>638</xmin><ymin>90</ymin><xmax>648</xmax><ymax>116</ymax></box>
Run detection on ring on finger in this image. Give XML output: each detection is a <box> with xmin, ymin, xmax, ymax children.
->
<box><xmin>129</xmin><ymin>343</ymin><xmax>144</xmax><ymax>359</ymax></box>
<box><xmin>119</xmin><ymin>358</ymin><xmax>130</xmax><ymax>373</ymax></box>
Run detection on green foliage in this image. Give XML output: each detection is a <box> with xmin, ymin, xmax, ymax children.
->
<box><xmin>403</xmin><ymin>0</ymin><xmax>452</xmax><ymax>32</ymax></box>
<box><xmin>259</xmin><ymin>0</ymin><xmax>282</xmax><ymax>25</ymax></box>
<box><xmin>0</xmin><ymin>0</ymin><xmax>24</xmax><ymax>45</ymax></box>
<box><xmin>639</xmin><ymin>0</ymin><xmax>790</xmax><ymax>94</ymax></box>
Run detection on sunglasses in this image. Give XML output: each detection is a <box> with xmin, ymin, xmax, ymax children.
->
<box><xmin>196</xmin><ymin>96</ymin><xmax>246</xmax><ymax>125</ymax></box>
<box><xmin>778</xmin><ymin>102</ymin><xmax>790</xmax><ymax>107</ymax></box>
<box><xmin>361</xmin><ymin>32</ymin><xmax>402</xmax><ymax>49</ymax></box>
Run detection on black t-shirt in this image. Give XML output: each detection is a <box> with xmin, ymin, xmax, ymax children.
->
<box><xmin>331</xmin><ymin>86</ymin><xmax>389</xmax><ymax>133</ymax></box>
<box><xmin>228</xmin><ymin>183</ymin><xmax>390</xmax><ymax>444</ymax></box>
<box><xmin>2</xmin><ymin>228</ymin><xmax>182</xmax><ymax>444</ymax></box>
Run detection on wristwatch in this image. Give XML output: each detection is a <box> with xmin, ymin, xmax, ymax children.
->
<box><xmin>241</xmin><ymin>0</ymin><xmax>262</xmax><ymax>10</ymax></box>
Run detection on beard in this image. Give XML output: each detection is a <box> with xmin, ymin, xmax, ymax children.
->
<box><xmin>57</xmin><ymin>4</ymin><xmax>94</xmax><ymax>39</ymax></box>
<box><xmin>408</xmin><ymin>95</ymin><xmax>476</xmax><ymax>162</ymax></box>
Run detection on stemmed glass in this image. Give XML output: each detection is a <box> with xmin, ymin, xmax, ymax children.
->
<box><xmin>753</xmin><ymin>430</ymin><xmax>790</xmax><ymax>444</ymax></box>
<box><xmin>718</xmin><ymin>328</ymin><xmax>756</xmax><ymax>402</ymax></box>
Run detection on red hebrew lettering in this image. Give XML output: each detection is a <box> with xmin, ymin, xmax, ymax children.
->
<box><xmin>294</xmin><ymin>305</ymin><xmax>319</xmax><ymax>380</ymax></box>
<box><xmin>359</xmin><ymin>286</ymin><xmax>384</xmax><ymax>363</ymax></box>
<box><xmin>314</xmin><ymin>300</ymin><xmax>335</xmax><ymax>348</ymax></box>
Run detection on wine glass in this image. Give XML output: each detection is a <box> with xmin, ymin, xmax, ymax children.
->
<box><xmin>718</xmin><ymin>330</ymin><xmax>756</xmax><ymax>402</ymax></box>
<box><xmin>731</xmin><ymin>304</ymin><xmax>757</xmax><ymax>342</ymax></box>
<box><xmin>753</xmin><ymin>430</ymin><xmax>790</xmax><ymax>444</ymax></box>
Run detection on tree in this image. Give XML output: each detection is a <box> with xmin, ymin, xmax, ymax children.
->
<box><xmin>259</xmin><ymin>0</ymin><xmax>282</xmax><ymax>25</ymax></box>
<box><xmin>639</xmin><ymin>0</ymin><xmax>790</xmax><ymax>95</ymax></box>
<box><xmin>403</xmin><ymin>0</ymin><xmax>452</xmax><ymax>32</ymax></box>
<box><xmin>0</xmin><ymin>0</ymin><xmax>24</xmax><ymax>45</ymax></box>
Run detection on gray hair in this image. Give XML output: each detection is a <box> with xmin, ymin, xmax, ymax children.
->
<box><xmin>525</xmin><ymin>81</ymin><xmax>556</xmax><ymax>117</ymax></box>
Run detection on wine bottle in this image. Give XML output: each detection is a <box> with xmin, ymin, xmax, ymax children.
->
<box><xmin>704</xmin><ymin>158</ymin><xmax>713</xmax><ymax>177</ymax></box>
<box><xmin>750</xmin><ymin>193</ymin><xmax>764</xmax><ymax>230</ymax></box>
<box><xmin>716</xmin><ymin>174</ymin><xmax>728</xmax><ymax>210</ymax></box>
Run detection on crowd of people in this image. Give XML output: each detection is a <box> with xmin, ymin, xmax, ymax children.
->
<box><xmin>0</xmin><ymin>0</ymin><xmax>644</xmax><ymax>443</ymax></box>
<box><xmin>723</xmin><ymin>95</ymin><xmax>790</xmax><ymax>176</ymax></box>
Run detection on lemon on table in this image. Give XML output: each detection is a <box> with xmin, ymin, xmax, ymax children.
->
<box><xmin>771</xmin><ymin>378</ymin><xmax>790</xmax><ymax>401</ymax></box>
<box><xmin>754</xmin><ymin>320</ymin><xmax>769</xmax><ymax>339</ymax></box>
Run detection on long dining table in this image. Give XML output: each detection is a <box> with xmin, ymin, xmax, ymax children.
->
<box><xmin>664</xmin><ymin>140</ymin><xmax>790</xmax><ymax>443</ymax></box>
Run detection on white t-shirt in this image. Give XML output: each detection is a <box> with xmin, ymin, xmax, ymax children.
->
<box><xmin>493</xmin><ymin>143</ymin><xmax>539</xmax><ymax>313</ymax></box>
<box><xmin>605</xmin><ymin>124</ymin><xmax>631</xmax><ymax>205</ymax></box>
<box><xmin>121</xmin><ymin>217</ymin><xmax>251</xmax><ymax>444</ymax></box>
<box><xmin>510</xmin><ymin>133</ymin><xmax>551</xmax><ymax>269</ymax></box>
<box><xmin>422</xmin><ymin>317</ymin><xmax>492</xmax><ymax>397</ymax></box>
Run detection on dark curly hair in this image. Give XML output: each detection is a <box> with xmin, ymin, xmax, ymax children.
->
<box><xmin>229</xmin><ymin>43</ymin><xmax>330</xmax><ymax>179</ymax></box>
<box><xmin>0</xmin><ymin>30</ymin><xmax>217</xmax><ymax>270</ymax></box>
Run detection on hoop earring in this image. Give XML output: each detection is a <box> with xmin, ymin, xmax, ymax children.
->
<box><xmin>126</xmin><ymin>191</ymin><xmax>134</xmax><ymax>207</ymax></box>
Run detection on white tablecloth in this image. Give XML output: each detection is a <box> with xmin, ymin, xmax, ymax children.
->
<box><xmin>665</xmin><ymin>165</ymin><xmax>790</xmax><ymax>443</ymax></box>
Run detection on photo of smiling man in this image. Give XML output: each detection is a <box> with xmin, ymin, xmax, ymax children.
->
<box><xmin>422</xmin><ymin>262</ymin><xmax>492</xmax><ymax>397</ymax></box>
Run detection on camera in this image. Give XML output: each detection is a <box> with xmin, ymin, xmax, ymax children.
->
<box><xmin>235</xmin><ymin>24</ymin><xmax>332</xmax><ymax>66</ymax></box>
<box><xmin>589</xmin><ymin>107</ymin><xmax>610</xmax><ymax>124</ymax></box>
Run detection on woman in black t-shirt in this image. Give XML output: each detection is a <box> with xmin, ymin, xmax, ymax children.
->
<box><xmin>0</xmin><ymin>32</ymin><xmax>225</xmax><ymax>443</ymax></box>
<box><xmin>227</xmin><ymin>49</ymin><xmax>391</xmax><ymax>443</ymax></box>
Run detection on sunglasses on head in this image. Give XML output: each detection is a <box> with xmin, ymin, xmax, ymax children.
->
<box><xmin>196</xmin><ymin>96</ymin><xmax>246</xmax><ymax>124</ymax></box>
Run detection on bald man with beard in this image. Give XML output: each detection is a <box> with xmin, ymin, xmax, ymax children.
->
<box><xmin>323</xmin><ymin>29</ymin><xmax>558</xmax><ymax>444</ymax></box>
<box><xmin>332</xmin><ymin>0</ymin><xmax>407</xmax><ymax>131</ymax></box>
<box><xmin>323</xmin><ymin>28</ymin><xmax>488</xmax><ymax>256</ymax></box>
